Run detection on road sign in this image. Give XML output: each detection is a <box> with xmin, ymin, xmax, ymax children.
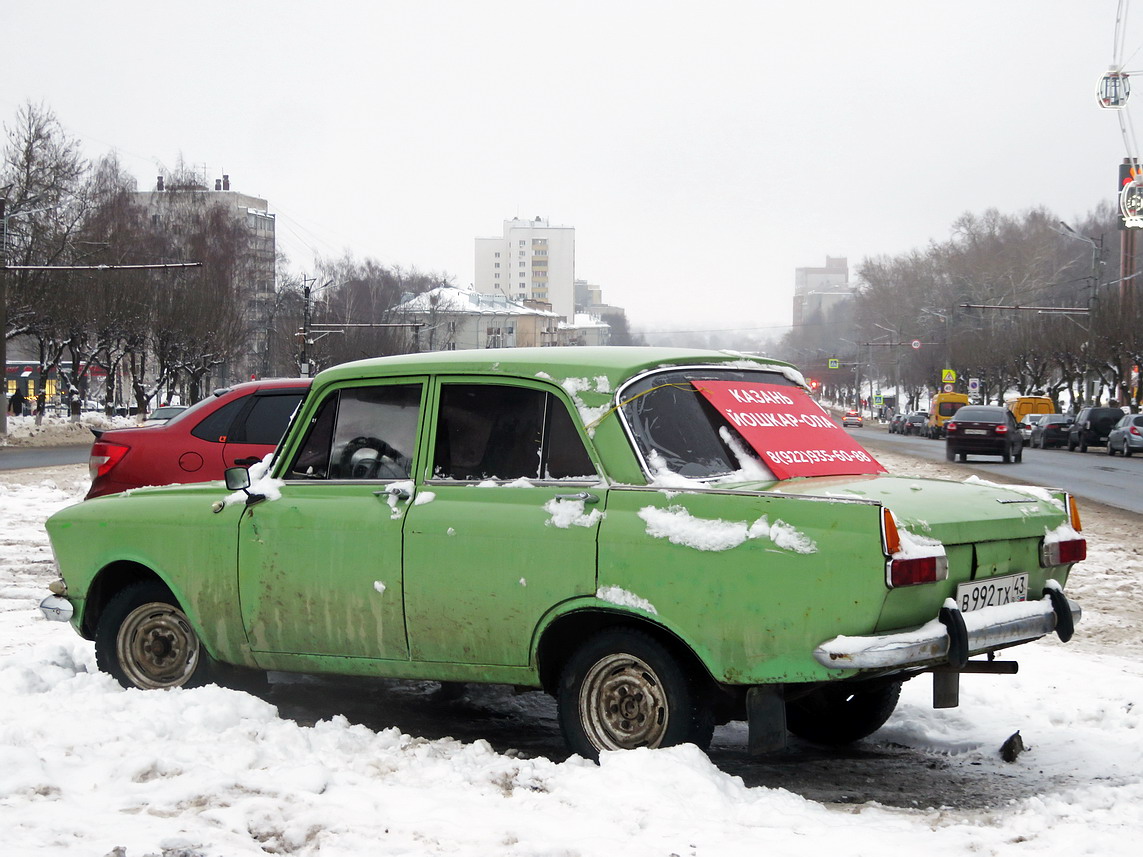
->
<box><xmin>873</xmin><ymin>395</ymin><xmax>884</xmax><ymax>406</ymax></box>
<box><xmin>943</xmin><ymin>383</ymin><xmax>954</xmax><ymax>393</ymax></box>
<box><xmin>911</xmin><ymin>339</ymin><xmax>922</xmax><ymax>350</ymax></box>
<box><xmin>941</xmin><ymin>369</ymin><xmax>957</xmax><ymax>383</ymax></box>
<box><xmin>968</xmin><ymin>377</ymin><xmax>981</xmax><ymax>393</ymax></box>
<box><xmin>828</xmin><ymin>358</ymin><xmax>840</xmax><ymax>369</ymax></box>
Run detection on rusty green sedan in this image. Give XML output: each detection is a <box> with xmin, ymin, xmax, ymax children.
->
<box><xmin>42</xmin><ymin>347</ymin><xmax>1084</xmax><ymax>759</ymax></box>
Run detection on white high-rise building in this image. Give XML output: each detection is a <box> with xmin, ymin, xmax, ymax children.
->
<box><xmin>475</xmin><ymin>217</ymin><xmax>575</xmax><ymax>321</ymax></box>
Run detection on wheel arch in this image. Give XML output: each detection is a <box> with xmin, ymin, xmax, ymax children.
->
<box><xmin>80</xmin><ymin>561</ymin><xmax>174</xmax><ymax>639</ymax></box>
<box><xmin>533</xmin><ymin>606</ymin><xmax>718</xmax><ymax>698</ymax></box>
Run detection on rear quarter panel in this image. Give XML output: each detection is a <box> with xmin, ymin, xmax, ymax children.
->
<box><xmin>596</xmin><ymin>487</ymin><xmax>886</xmax><ymax>684</ymax></box>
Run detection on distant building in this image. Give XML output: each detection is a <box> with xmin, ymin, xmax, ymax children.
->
<box><xmin>136</xmin><ymin>174</ymin><xmax>276</xmax><ymax>382</ymax></box>
<box><xmin>793</xmin><ymin>256</ymin><xmax>850</xmax><ymax>327</ymax></box>
<box><xmin>395</xmin><ymin>285</ymin><xmax>609</xmax><ymax>350</ymax></box>
<box><xmin>475</xmin><ymin>217</ymin><xmax>576</xmax><ymax>321</ymax></box>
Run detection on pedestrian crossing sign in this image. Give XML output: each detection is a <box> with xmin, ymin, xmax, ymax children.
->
<box><xmin>941</xmin><ymin>369</ymin><xmax>957</xmax><ymax>383</ymax></box>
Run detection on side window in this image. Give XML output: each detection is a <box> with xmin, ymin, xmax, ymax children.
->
<box><xmin>432</xmin><ymin>384</ymin><xmax>595</xmax><ymax>481</ymax></box>
<box><xmin>190</xmin><ymin>396</ymin><xmax>246</xmax><ymax>443</ymax></box>
<box><xmin>232</xmin><ymin>392</ymin><xmax>305</xmax><ymax>445</ymax></box>
<box><xmin>287</xmin><ymin>384</ymin><xmax>422</xmax><ymax>480</ymax></box>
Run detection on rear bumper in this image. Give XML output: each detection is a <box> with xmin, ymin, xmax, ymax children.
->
<box><xmin>812</xmin><ymin>588</ymin><xmax>1081</xmax><ymax>671</ymax></box>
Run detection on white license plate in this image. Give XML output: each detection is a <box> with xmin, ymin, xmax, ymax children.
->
<box><xmin>964</xmin><ymin>429</ymin><xmax>987</xmax><ymax>435</ymax></box>
<box><xmin>956</xmin><ymin>573</ymin><xmax>1028</xmax><ymax>613</ymax></box>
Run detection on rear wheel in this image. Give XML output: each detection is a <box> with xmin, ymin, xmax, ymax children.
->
<box><xmin>1014</xmin><ymin>445</ymin><xmax>1022</xmax><ymax>463</ymax></box>
<box><xmin>558</xmin><ymin>629</ymin><xmax>712</xmax><ymax>760</ymax></box>
<box><xmin>1002</xmin><ymin>449</ymin><xmax>1011</xmax><ymax>463</ymax></box>
<box><xmin>1125</xmin><ymin>440</ymin><xmax>1134</xmax><ymax>457</ymax></box>
<box><xmin>945</xmin><ymin>446</ymin><xmax>955</xmax><ymax>461</ymax></box>
<box><xmin>787</xmin><ymin>681</ymin><xmax>902</xmax><ymax>745</ymax></box>
<box><xmin>95</xmin><ymin>581</ymin><xmax>211</xmax><ymax>690</ymax></box>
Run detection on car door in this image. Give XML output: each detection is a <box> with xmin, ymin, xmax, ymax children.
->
<box><xmin>236</xmin><ymin>379</ymin><xmax>426</xmax><ymax>661</ymax></box>
<box><xmin>402</xmin><ymin>378</ymin><xmax>603</xmax><ymax>667</ymax></box>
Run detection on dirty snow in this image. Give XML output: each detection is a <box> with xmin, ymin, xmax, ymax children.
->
<box><xmin>0</xmin><ymin>446</ymin><xmax>1141</xmax><ymax>856</ymax></box>
<box><xmin>637</xmin><ymin>505</ymin><xmax>816</xmax><ymax>553</ymax></box>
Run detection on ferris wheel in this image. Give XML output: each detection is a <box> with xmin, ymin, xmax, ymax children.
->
<box><xmin>1099</xmin><ymin>0</ymin><xmax>1143</xmax><ymax>225</ymax></box>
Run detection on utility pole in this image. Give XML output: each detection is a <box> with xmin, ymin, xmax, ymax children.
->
<box><xmin>1</xmin><ymin>196</ymin><xmax>8</xmax><ymax>436</ymax></box>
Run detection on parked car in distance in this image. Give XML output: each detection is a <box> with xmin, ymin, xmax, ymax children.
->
<box><xmin>142</xmin><ymin>405</ymin><xmax>187</xmax><ymax>424</ymax></box>
<box><xmin>842</xmin><ymin>409</ymin><xmax>863</xmax><ymax>427</ymax></box>
<box><xmin>86</xmin><ymin>378</ymin><xmax>311</xmax><ymax>499</ymax></box>
<box><xmin>888</xmin><ymin>413</ymin><xmax>906</xmax><ymax>434</ymax></box>
<box><xmin>945</xmin><ymin>405</ymin><xmax>1023</xmax><ymax>463</ymax></box>
<box><xmin>44</xmin><ymin>347</ymin><xmax>1085</xmax><ymax>761</ymax></box>
<box><xmin>1066</xmin><ymin>406</ymin><xmax>1124</xmax><ymax>452</ymax></box>
<box><xmin>902</xmin><ymin>412</ymin><xmax>928</xmax><ymax>436</ymax></box>
<box><xmin>1031</xmin><ymin>413</ymin><xmax>1074</xmax><ymax>449</ymax></box>
<box><xmin>1107</xmin><ymin>413</ymin><xmax>1143</xmax><ymax>456</ymax></box>
<box><xmin>1018</xmin><ymin>413</ymin><xmax>1047</xmax><ymax>446</ymax></box>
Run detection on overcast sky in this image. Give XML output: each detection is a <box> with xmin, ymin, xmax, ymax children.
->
<box><xmin>1</xmin><ymin>1</ymin><xmax>1132</xmax><ymax>335</ymax></box>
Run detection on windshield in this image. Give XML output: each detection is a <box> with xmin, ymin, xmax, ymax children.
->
<box><xmin>618</xmin><ymin>366</ymin><xmax>882</xmax><ymax>483</ymax></box>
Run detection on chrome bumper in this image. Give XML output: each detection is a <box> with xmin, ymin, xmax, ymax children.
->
<box><xmin>813</xmin><ymin>588</ymin><xmax>1081</xmax><ymax>671</ymax></box>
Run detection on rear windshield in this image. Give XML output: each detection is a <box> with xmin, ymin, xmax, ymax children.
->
<box><xmin>954</xmin><ymin>407</ymin><xmax>1006</xmax><ymax>422</ymax></box>
<box><xmin>618</xmin><ymin>367</ymin><xmax>882</xmax><ymax>482</ymax></box>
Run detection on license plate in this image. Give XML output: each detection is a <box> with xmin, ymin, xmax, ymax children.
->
<box><xmin>964</xmin><ymin>429</ymin><xmax>987</xmax><ymax>435</ymax></box>
<box><xmin>956</xmin><ymin>573</ymin><xmax>1028</xmax><ymax>613</ymax></box>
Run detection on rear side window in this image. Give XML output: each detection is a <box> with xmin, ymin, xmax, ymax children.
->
<box><xmin>231</xmin><ymin>393</ymin><xmax>305</xmax><ymax>445</ymax></box>
<box><xmin>431</xmin><ymin>384</ymin><xmax>596</xmax><ymax>481</ymax></box>
<box><xmin>190</xmin><ymin>396</ymin><xmax>246</xmax><ymax>443</ymax></box>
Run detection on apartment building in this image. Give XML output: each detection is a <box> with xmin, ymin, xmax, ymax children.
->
<box><xmin>475</xmin><ymin>217</ymin><xmax>575</xmax><ymax>321</ymax></box>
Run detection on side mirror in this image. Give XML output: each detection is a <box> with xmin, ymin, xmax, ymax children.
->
<box><xmin>224</xmin><ymin>467</ymin><xmax>252</xmax><ymax>491</ymax></box>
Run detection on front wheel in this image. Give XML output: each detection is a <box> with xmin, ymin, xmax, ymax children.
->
<box><xmin>787</xmin><ymin>680</ymin><xmax>902</xmax><ymax>745</ymax></box>
<box><xmin>95</xmin><ymin>581</ymin><xmax>211</xmax><ymax>690</ymax></box>
<box><xmin>1125</xmin><ymin>440</ymin><xmax>1134</xmax><ymax>457</ymax></box>
<box><xmin>1107</xmin><ymin>442</ymin><xmax>1117</xmax><ymax>456</ymax></box>
<box><xmin>557</xmin><ymin>629</ymin><xmax>712</xmax><ymax>760</ymax></box>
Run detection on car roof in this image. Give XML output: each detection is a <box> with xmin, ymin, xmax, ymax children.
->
<box><xmin>313</xmin><ymin>347</ymin><xmax>804</xmax><ymax>391</ymax></box>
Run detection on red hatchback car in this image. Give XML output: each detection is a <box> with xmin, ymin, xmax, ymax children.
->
<box><xmin>86</xmin><ymin>378</ymin><xmax>311</xmax><ymax>499</ymax></box>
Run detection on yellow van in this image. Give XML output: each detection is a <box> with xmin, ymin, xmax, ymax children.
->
<box><xmin>925</xmin><ymin>392</ymin><xmax>969</xmax><ymax>438</ymax></box>
<box><xmin>1005</xmin><ymin>396</ymin><xmax>1056</xmax><ymax>423</ymax></box>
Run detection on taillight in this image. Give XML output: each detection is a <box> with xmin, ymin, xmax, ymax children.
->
<box><xmin>946</xmin><ymin>421</ymin><xmax>958</xmax><ymax>433</ymax></box>
<box><xmin>1042</xmin><ymin>537</ymin><xmax>1087</xmax><ymax>566</ymax></box>
<box><xmin>889</xmin><ymin>555</ymin><xmax>949</xmax><ymax>587</ymax></box>
<box><xmin>89</xmin><ymin>441</ymin><xmax>130</xmax><ymax>479</ymax></box>
<box><xmin>881</xmin><ymin>507</ymin><xmax>901</xmax><ymax>555</ymax></box>
<box><xmin>995</xmin><ymin>424</ymin><xmax>1008</xmax><ymax>434</ymax></box>
<box><xmin>1131</xmin><ymin>426</ymin><xmax>1141</xmax><ymax>437</ymax></box>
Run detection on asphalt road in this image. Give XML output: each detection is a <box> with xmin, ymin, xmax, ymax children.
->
<box><xmin>855</xmin><ymin>425</ymin><xmax>1143</xmax><ymax>515</ymax></box>
<box><xmin>0</xmin><ymin>444</ymin><xmax>89</xmax><ymax>472</ymax></box>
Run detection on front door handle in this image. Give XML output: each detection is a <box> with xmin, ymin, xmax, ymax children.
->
<box><xmin>553</xmin><ymin>491</ymin><xmax>599</xmax><ymax>504</ymax></box>
<box><xmin>376</xmin><ymin>485</ymin><xmax>411</xmax><ymax>501</ymax></box>
<box><xmin>233</xmin><ymin>456</ymin><xmax>261</xmax><ymax>466</ymax></box>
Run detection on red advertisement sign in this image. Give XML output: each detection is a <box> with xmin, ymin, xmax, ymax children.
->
<box><xmin>694</xmin><ymin>380</ymin><xmax>885</xmax><ymax>479</ymax></box>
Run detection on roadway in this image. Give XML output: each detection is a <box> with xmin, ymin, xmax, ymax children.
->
<box><xmin>854</xmin><ymin>424</ymin><xmax>1143</xmax><ymax>515</ymax></box>
<box><xmin>0</xmin><ymin>444</ymin><xmax>89</xmax><ymax>472</ymax></box>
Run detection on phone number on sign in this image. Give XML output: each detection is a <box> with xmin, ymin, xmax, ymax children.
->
<box><xmin>764</xmin><ymin>449</ymin><xmax>875</xmax><ymax>466</ymax></box>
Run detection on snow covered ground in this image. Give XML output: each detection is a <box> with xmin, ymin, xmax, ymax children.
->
<box><xmin>1</xmin><ymin>442</ymin><xmax>1141</xmax><ymax>856</ymax></box>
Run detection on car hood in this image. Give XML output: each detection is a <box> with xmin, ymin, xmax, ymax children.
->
<box><xmin>725</xmin><ymin>472</ymin><xmax>1069</xmax><ymax>546</ymax></box>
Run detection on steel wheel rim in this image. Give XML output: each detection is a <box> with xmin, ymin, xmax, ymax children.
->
<box><xmin>117</xmin><ymin>602</ymin><xmax>200</xmax><ymax>689</ymax></box>
<box><xmin>579</xmin><ymin>652</ymin><xmax>668</xmax><ymax>751</ymax></box>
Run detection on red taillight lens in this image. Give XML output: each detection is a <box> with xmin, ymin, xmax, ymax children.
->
<box><xmin>946</xmin><ymin>421</ymin><xmax>958</xmax><ymax>432</ymax></box>
<box><xmin>89</xmin><ymin>441</ymin><xmax>130</xmax><ymax>479</ymax></box>
<box><xmin>1131</xmin><ymin>426</ymin><xmax>1141</xmax><ymax>437</ymax></box>
<box><xmin>995</xmin><ymin>424</ymin><xmax>1008</xmax><ymax>434</ymax></box>
<box><xmin>889</xmin><ymin>555</ymin><xmax>949</xmax><ymax>587</ymax></box>
<box><xmin>1043</xmin><ymin>538</ymin><xmax>1087</xmax><ymax>566</ymax></box>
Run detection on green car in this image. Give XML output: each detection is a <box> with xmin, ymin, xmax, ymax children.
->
<box><xmin>41</xmin><ymin>347</ymin><xmax>1085</xmax><ymax>759</ymax></box>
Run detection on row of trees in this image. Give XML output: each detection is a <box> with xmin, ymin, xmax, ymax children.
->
<box><xmin>785</xmin><ymin>204</ymin><xmax>1143</xmax><ymax>412</ymax></box>
<box><xmin>2</xmin><ymin>103</ymin><xmax>445</xmax><ymax>425</ymax></box>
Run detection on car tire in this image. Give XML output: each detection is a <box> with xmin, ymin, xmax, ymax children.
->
<box><xmin>1014</xmin><ymin>446</ymin><xmax>1022</xmax><ymax>463</ymax></box>
<box><xmin>1125</xmin><ymin>440</ymin><xmax>1134</xmax><ymax>457</ymax></box>
<box><xmin>95</xmin><ymin>581</ymin><xmax>212</xmax><ymax>690</ymax></box>
<box><xmin>945</xmin><ymin>446</ymin><xmax>955</xmax><ymax>461</ymax></box>
<box><xmin>786</xmin><ymin>680</ymin><xmax>902</xmax><ymax>746</ymax></box>
<box><xmin>958</xmin><ymin>452</ymin><xmax>967</xmax><ymax>462</ymax></box>
<box><xmin>1003</xmin><ymin>449</ymin><xmax>1011</xmax><ymax>463</ymax></box>
<box><xmin>1107</xmin><ymin>442</ymin><xmax>1116</xmax><ymax>456</ymax></box>
<box><xmin>1067</xmin><ymin>439</ymin><xmax>1076</xmax><ymax>452</ymax></box>
<box><xmin>1079</xmin><ymin>440</ymin><xmax>1088</xmax><ymax>453</ymax></box>
<box><xmin>558</xmin><ymin>628</ymin><xmax>712</xmax><ymax>760</ymax></box>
